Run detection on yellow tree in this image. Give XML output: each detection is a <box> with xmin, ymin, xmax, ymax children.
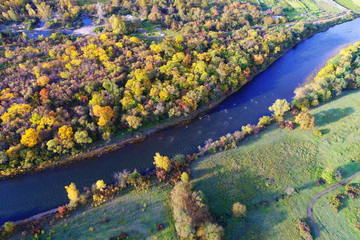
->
<box><xmin>21</xmin><ymin>128</ymin><xmax>40</xmax><ymax>147</ymax></box>
<box><xmin>37</xmin><ymin>76</ymin><xmax>50</xmax><ymax>86</ymax></box>
<box><xmin>153</xmin><ymin>153</ymin><xmax>171</xmax><ymax>172</ymax></box>
<box><xmin>65</xmin><ymin>182</ymin><xmax>79</xmax><ymax>204</ymax></box>
<box><xmin>93</xmin><ymin>105</ymin><xmax>115</xmax><ymax>126</ymax></box>
<box><xmin>58</xmin><ymin>125</ymin><xmax>73</xmax><ymax>140</ymax></box>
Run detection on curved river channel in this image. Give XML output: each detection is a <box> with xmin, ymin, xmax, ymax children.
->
<box><xmin>1</xmin><ymin>18</ymin><xmax>360</xmax><ymax>225</ymax></box>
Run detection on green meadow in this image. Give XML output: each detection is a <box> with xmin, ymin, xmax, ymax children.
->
<box><xmin>191</xmin><ymin>89</ymin><xmax>360</xmax><ymax>239</ymax></box>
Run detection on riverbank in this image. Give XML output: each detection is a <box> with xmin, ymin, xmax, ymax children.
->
<box><xmin>190</xmin><ymin>88</ymin><xmax>360</xmax><ymax>239</ymax></box>
<box><xmin>0</xmin><ymin>12</ymin><xmax>357</xmax><ymax>180</ymax></box>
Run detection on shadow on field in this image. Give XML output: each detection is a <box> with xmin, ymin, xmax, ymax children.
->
<box><xmin>336</xmin><ymin>161</ymin><xmax>360</xmax><ymax>178</ymax></box>
<box><xmin>314</xmin><ymin>107</ymin><xmax>354</xmax><ymax>127</ymax></box>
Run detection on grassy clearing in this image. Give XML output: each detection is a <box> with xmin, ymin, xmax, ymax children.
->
<box><xmin>258</xmin><ymin>0</ymin><xmax>342</xmax><ymax>19</ymax></box>
<box><xmin>191</xmin><ymin>89</ymin><xmax>360</xmax><ymax>239</ymax></box>
<box><xmin>33</xmin><ymin>185</ymin><xmax>177</xmax><ymax>240</ymax></box>
<box><xmin>334</xmin><ymin>0</ymin><xmax>360</xmax><ymax>9</ymax></box>
<box><xmin>313</xmin><ymin>175</ymin><xmax>360</xmax><ymax>239</ymax></box>
<box><xmin>77</xmin><ymin>0</ymin><xmax>109</xmax><ymax>6</ymax></box>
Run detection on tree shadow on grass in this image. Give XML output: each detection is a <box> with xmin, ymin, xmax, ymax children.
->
<box><xmin>191</xmin><ymin>165</ymin><xmax>292</xmax><ymax>239</ymax></box>
<box><xmin>314</xmin><ymin>107</ymin><xmax>354</xmax><ymax>127</ymax></box>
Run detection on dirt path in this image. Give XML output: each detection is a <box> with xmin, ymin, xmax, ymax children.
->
<box><xmin>307</xmin><ymin>170</ymin><xmax>360</xmax><ymax>239</ymax></box>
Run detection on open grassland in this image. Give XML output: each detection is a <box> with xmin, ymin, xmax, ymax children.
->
<box><xmin>37</xmin><ymin>185</ymin><xmax>177</xmax><ymax>240</ymax></box>
<box><xmin>191</xmin><ymin>89</ymin><xmax>360</xmax><ymax>239</ymax></box>
<box><xmin>313</xmin><ymin>175</ymin><xmax>360</xmax><ymax>239</ymax></box>
<box><xmin>334</xmin><ymin>0</ymin><xmax>360</xmax><ymax>9</ymax></box>
<box><xmin>257</xmin><ymin>0</ymin><xmax>343</xmax><ymax>18</ymax></box>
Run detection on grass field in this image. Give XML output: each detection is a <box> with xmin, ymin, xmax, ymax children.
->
<box><xmin>334</xmin><ymin>0</ymin><xmax>360</xmax><ymax>9</ymax></box>
<box><xmin>28</xmin><ymin>185</ymin><xmax>177</xmax><ymax>240</ymax></box>
<box><xmin>313</xmin><ymin>175</ymin><xmax>360</xmax><ymax>239</ymax></box>
<box><xmin>191</xmin><ymin>89</ymin><xmax>360</xmax><ymax>239</ymax></box>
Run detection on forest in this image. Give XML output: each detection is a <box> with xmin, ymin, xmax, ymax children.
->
<box><xmin>2</xmin><ymin>0</ymin><xmax>350</xmax><ymax>177</ymax></box>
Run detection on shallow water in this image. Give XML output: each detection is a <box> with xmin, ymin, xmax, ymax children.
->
<box><xmin>1</xmin><ymin>18</ymin><xmax>360</xmax><ymax>224</ymax></box>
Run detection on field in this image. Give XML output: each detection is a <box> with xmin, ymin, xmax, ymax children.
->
<box><xmin>20</xmin><ymin>185</ymin><xmax>177</xmax><ymax>240</ymax></box>
<box><xmin>313</xmin><ymin>176</ymin><xmax>360</xmax><ymax>239</ymax></box>
<box><xmin>334</xmin><ymin>0</ymin><xmax>360</xmax><ymax>9</ymax></box>
<box><xmin>191</xmin><ymin>89</ymin><xmax>360</xmax><ymax>239</ymax></box>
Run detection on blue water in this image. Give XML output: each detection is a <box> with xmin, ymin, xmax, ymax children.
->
<box><xmin>1</xmin><ymin>18</ymin><xmax>360</xmax><ymax>224</ymax></box>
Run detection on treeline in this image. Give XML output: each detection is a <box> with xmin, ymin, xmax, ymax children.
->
<box><xmin>0</xmin><ymin>0</ymin><xmax>81</xmax><ymax>28</ymax></box>
<box><xmin>292</xmin><ymin>42</ymin><xmax>360</xmax><ymax>110</ymax></box>
<box><xmin>1</xmin><ymin>0</ymin><xmax>286</xmax><ymax>31</ymax></box>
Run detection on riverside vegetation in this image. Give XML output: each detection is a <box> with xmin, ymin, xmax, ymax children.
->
<box><xmin>4</xmin><ymin>40</ymin><xmax>360</xmax><ymax>239</ymax></box>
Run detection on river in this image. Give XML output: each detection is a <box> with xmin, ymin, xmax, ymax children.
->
<box><xmin>1</xmin><ymin>18</ymin><xmax>360</xmax><ymax>225</ymax></box>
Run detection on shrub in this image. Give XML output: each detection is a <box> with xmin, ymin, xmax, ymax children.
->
<box><xmin>313</xmin><ymin>130</ymin><xmax>322</xmax><ymax>136</ymax></box>
<box><xmin>296</xmin><ymin>219</ymin><xmax>313</xmax><ymax>240</ymax></box>
<box><xmin>113</xmin><ymin>169</ymin><xmax>130</xmax><ymax>188</ymax></box>
<box><xmin>321</xmin><ymin>168</ymin><xmax>336</xmax><ymax>184</ymax></box>
<box><xmin>153</xmin><ymin>152</ymin><xmax>171</xmax><ymax>172</ymax></box>
<box><xmin>126</xmin><ymin>170</ymin><xmax>149</xmax><ymax>191</ymax></box>
<box><xmin>3</xmin><ymin>222</ymin><xmax>16</xmax><ymax>233</ymax></box>
<box><xmin>95</xmin><ymin>180</ymin><xmax>106</xmax><ymax>191</ymax></box>
<box><xmin>257</xmin><ymin>115</ymin><xmax>272</xmax><ymax>127</ymax></box>
<box><xmin>232</xmin><ymin>202</ymin><xmax>247</xmax><ymax>218</ymax></box>
<box><xmin>329</xmin><ymin>194</ymin><xmax>346</xmax><ymax>212</ymax></box>
<box><xmin>197</xmin><ymin>222</ymin><xmax>224</xmax><ymax>240</ymax></box>
<box><xmin>172</xmin><ymin>154</ymin><xmax>185</xmax><ymax>166</ymax></box>
<box><xmin>181</xmin><ymin>172</ymin><xmax>190</xmax><ymax>182</ymax></box>
<box><xmin>241</xmin><ymin>124</ymin><xmax>254</xmax><ymax>135</ymax></box>
<box><xmin>65</xmin><ymin>182</ymin><xmax>79</xmax><ymax>206</ymax></box>
<box><xmin>295</xmin><ymin>112</ymin><xmax>315</xmax><ymax>129</ymax></box>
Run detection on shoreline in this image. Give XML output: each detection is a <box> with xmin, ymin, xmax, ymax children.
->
<box><xmin>0</xmin><ymin>13</ymin><xmax>356</xmax><ymax>181</ymax></box>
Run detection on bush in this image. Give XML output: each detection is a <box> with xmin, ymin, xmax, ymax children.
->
<box><xmin>313</xmin><ymin>130</ymin><xmax>322</xmax><ymax>136</ymax></box>
<box><xmin>257</xmin><ymin>115</ymin><xmax>272</xmax><ymax>127</ymax></box>
<box><xmin>181</xmin><ymin>172</ymin><xmax>190</xmax><ymax>182</ymax></box>
<box><xmin>232</xmin><ymin>202</ymin><xmax>247</xmax><ymax>218</ymax></box>
<box><xmin>296</xmin><ymin>219</ymin><xmax>313</xmax><ymax>240</ymax></box>
<box><xmin>321</xmin><ymin>168</ymin><xmax>336</xmax><ymax>184</ymax></box>
<box><xmin>3</xmin><ymin>222</ymin><xmax>16</xmax><ymax>233</ymax></box>
<box><xmin>153</xmin><ymin>152</ymin><xmax>171</xmax><ymax>172</ymax></box>
<box><xmin>172</xmin><ymin>154</ymin><xmax>185</xmax><ymax>166</ymax></box>
<box><xmin>295</xmin><ymin>112</ymin><xmax>315</xmax><ymax>129</ymax></box>
<box><xmin>197</xmin><ymin>222</ymin><xmax>224</xmax><ymax>240</ymax></box>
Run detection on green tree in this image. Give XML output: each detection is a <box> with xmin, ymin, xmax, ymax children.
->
<box><xmin>74</xmin><ymin>131</ymin><xmax>92</xmax><ymax>144</ymax></box>
<box><xmin>269</xmin><ymin>99</ymin><xmax>290</xmax><ymax>117</ymax></box>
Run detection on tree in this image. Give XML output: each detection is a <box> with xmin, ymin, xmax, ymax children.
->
<box><xmin>269</xmin><ymin>99</ymin><xmax>290</xmax><ymax>117</ymax></box>
<box><xmin>0</xmin><ymin>151</ymin><xmax>8</xmax><ymax>164</ymax></box>
<box><xmin>153</xmin><ymin>152</ymin><xmax>171</xmax><ymax>171</ymax></box>
<box><xmin>21</xmin><ymin>128</ymin><xmax>40</xmax><ymax>147</ymax></box>
<box><xmin>181</xmin><ymin>172</ymin><xmax>190</xmax><ymax>182</ymax></box>
<box><xmin>58</xmin><ymin>125</ymin><xmax>73</xmax><ymax>140</ymax></box>
<box><xmin>257</xmin><ymin>116</ymin><xmax>271</xmax><ymax>127</ymax></box>
<box><xmin>232</xmin><ymin>202</ymin><xmax>247</xmax><ymax>217</ymax></box>
<box><xmin>36</xmin><ymin>2</ymin><xmax>52</xmax><ymax>21</ymax></box>
<box><xmin>65</xmin><ymin>182</ymin><xmax>79</xmax><ymax>204</ymax></box>
<box><xmin>124</xmin><ymin>115</ymin><xmax>142</xmax><ymax>129</ymax></box>
<box><xmin>197</xmin><ymin>222</ymin><xmax>224</xmax><ymax>240</ymax></box>
<box><xmin>95</xmin><ymin>180</ymin><xmax>106</xmax><ymax>191</ymax></box>
<box><xmin>294</xmin><ymin>112</ymin><xmax>315</xmax><ymax>129</ymax></box>
<box><xmin>93</xmin><ymin>105</ymin><xmax>115</xmax><ymax>126</ymax></box>
<box><xmin>74</xmin><ymin>131</ymin><xmax>92</xmax><ymax>144</ymax></box>
<box><xmin>37</xmin><ymin>76</ymin><xmax>50</xmax><ymax>86</ymax></box>
<box><xmin>105</xmin><ymin>15</ymin><xmax>126</xmax><ymax>34</ymax></box>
